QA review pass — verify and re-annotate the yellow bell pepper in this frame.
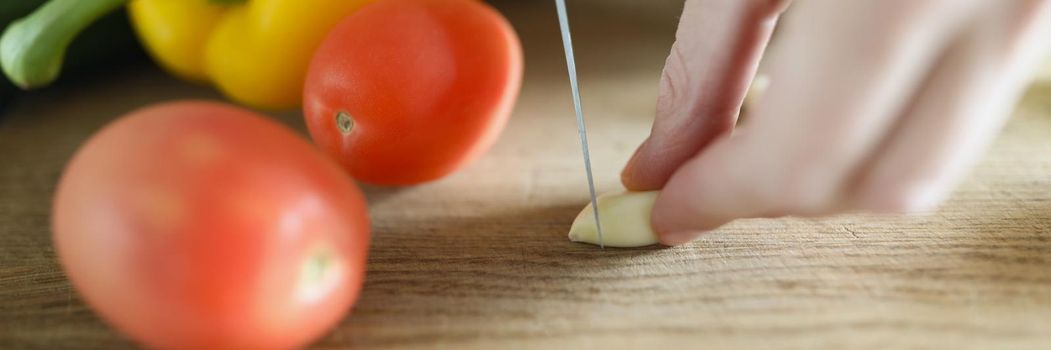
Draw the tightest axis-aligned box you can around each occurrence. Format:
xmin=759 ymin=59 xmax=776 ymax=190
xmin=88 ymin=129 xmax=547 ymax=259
xmin=128 ymin=0 xmax=370 ymax=109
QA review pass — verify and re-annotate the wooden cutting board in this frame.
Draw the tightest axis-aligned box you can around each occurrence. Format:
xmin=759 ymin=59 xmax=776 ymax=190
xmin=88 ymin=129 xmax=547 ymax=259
xmin=3 ymin=1 xmax=1051 ymax=349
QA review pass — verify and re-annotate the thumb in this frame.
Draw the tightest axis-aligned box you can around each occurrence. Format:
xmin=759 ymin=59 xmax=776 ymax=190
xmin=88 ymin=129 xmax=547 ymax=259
xmin=622 ymin=0 xmax=789 ymax=191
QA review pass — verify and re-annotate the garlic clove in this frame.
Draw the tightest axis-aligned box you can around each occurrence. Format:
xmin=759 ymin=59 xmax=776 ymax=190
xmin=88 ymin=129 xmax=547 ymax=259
xmin=567 ymin=190 xmax=661 ymax=248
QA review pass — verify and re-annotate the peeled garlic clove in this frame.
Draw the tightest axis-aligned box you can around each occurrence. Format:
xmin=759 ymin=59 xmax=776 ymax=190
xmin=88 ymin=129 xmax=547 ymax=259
xmin=743 ymin=74 xmax=769 ymax=111
xmin=1039 ymin=58 xmax=1051 ymax=82
xmin=568 ymin=190 xmax=660 ymax=248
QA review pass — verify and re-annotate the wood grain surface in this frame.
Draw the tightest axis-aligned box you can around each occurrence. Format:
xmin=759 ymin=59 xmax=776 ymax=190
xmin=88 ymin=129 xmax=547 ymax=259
xmin=3 ymin=1 xmax=1051 ymax=349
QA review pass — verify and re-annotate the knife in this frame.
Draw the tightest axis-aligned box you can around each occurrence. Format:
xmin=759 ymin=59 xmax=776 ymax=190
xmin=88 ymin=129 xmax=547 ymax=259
xmin=554 ymin=0 xmax=605 ymax=248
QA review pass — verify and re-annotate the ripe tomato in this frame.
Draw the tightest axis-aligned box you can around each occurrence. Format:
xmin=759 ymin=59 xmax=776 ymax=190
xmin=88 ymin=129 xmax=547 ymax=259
xmin=303 ymin=0 xmax=523 ymax=185
xmin=52 ymin=101 xmax=370 ymax=350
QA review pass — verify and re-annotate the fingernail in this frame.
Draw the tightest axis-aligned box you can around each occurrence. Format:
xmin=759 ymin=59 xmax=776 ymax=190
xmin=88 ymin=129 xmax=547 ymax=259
xmin=621 ymin=138 xmax=649 ymax=186
xmin=659 ymin=230 xmax=701 ymax=246
xmin=903 ymin=185 xmax=944 ymax=214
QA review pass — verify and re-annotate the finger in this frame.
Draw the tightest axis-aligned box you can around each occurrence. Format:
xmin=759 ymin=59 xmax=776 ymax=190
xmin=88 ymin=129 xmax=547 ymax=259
xmin=621 ymin=0 xmax=789 ymax=191
xmin=651 ymin=0 xmax=978 ymax=245
xmin=851 ymin=0 xmax=1051 ymax=212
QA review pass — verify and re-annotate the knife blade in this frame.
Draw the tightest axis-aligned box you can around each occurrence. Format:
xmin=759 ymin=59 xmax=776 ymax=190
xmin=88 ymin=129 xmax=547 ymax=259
xmin=554 ymin=0 xmax=605 ymax=248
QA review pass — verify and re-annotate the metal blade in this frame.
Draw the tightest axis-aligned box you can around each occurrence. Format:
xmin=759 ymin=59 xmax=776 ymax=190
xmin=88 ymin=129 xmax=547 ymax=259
xmin=554 ymin=0 xmax=605 ymax=248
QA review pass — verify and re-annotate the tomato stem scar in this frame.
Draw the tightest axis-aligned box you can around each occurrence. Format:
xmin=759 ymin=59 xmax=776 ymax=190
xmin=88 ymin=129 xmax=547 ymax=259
xmin=335 ymin=111 xmax=354 ymax=135
xmin=303 ymin=252 xmax=330 ymax=284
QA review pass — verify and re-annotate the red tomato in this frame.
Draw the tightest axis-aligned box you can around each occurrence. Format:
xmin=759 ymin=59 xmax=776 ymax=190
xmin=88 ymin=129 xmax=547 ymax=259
xmin=52 ymin=101 xmax=370 ymax=350
xmin=303 ymin=0 xmax=523 ymax=185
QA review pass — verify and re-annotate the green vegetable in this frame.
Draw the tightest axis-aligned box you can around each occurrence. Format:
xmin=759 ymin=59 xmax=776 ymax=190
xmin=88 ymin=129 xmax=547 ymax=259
xmin=0 ymin=0 xmax=45 ymax=107
xmin=0 ymin=0 xmax=141 ymax=110
xmin=1 ymin=0 xmax=127 ymax=89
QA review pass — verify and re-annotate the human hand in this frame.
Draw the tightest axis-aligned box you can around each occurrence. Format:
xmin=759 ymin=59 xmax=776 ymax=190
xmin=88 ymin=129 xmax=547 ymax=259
xmin=621 ymin=0 xmax=1051 ymax=245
